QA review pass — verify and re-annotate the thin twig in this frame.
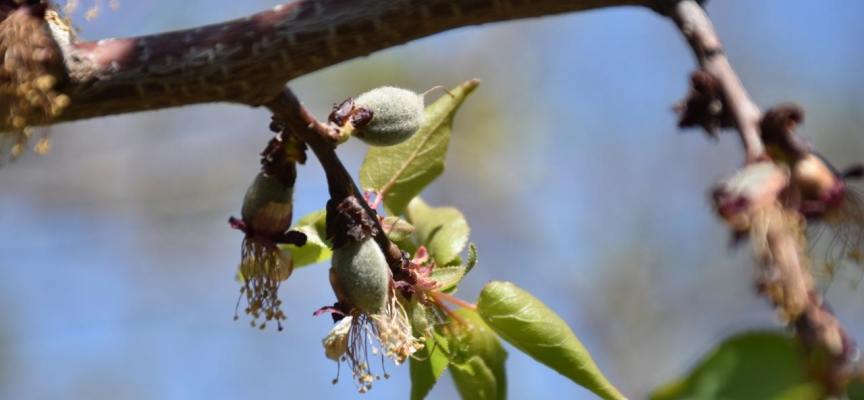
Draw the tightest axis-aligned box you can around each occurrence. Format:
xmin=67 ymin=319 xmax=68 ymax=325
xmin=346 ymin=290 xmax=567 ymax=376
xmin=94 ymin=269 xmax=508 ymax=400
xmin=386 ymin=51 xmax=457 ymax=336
xmin=669 ymin=0 xmax=765 ymax=163
xmin=264 ymin=88 xmax=404 ymax=269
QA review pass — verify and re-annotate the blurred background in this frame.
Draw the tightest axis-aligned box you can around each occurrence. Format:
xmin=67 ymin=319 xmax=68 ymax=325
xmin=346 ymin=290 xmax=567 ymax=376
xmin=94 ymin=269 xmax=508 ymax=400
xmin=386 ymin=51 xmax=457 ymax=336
xmin=2 ymin=1 xmax=864 ymax=399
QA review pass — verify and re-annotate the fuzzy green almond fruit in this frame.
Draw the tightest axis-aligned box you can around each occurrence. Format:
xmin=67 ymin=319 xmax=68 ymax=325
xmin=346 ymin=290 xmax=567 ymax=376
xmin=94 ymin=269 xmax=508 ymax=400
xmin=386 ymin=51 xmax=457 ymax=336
xmin=331 ymin=238 xmax=391 ymax=314
xmin=353 ymin=86 xmax=425 ymax=147
xmin=240 ymin=172 xmax=294 ymax=236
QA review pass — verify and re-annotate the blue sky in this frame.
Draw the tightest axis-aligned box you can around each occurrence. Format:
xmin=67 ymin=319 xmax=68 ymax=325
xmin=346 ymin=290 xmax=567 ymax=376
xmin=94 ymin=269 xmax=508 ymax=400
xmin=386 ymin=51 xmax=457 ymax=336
xmin=1 ymin=1 xmax=863 ymax=399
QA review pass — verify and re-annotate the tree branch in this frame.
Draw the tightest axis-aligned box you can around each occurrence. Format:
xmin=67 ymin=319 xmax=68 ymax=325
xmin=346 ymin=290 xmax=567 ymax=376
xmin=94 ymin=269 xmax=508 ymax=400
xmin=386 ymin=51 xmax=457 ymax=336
xmin=264 ymin=88 xmax=404 ymax=269
xmin=669 ymin=0 xmax=765 ymax=163
xmin=676 ymin=0 xmax=858 ymax=391
xmin=0 ymin=0 xmax=659 ymax=132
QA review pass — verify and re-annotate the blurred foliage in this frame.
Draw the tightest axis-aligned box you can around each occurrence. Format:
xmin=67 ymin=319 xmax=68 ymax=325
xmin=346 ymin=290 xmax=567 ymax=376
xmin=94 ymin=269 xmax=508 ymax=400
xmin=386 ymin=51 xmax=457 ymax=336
xmin=651 ymin=332 xmax=825 ymax=400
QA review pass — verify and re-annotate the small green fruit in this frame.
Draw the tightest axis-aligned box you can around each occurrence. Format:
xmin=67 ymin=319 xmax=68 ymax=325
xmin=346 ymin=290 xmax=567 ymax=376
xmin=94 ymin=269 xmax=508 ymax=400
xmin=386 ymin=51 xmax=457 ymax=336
xmin=352 ymin=86 xmax=425 ymax=147
xmin=241 ymin=172 xmax=294 ymax=236
xmin=331 ymin=238 xmax=391 ymax=314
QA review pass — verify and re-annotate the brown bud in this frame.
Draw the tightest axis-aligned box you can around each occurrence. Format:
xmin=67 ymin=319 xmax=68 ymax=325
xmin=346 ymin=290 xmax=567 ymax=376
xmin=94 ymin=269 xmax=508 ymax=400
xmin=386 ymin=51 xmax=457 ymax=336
xmin=791 ymin=153 xmax=840 ymax=202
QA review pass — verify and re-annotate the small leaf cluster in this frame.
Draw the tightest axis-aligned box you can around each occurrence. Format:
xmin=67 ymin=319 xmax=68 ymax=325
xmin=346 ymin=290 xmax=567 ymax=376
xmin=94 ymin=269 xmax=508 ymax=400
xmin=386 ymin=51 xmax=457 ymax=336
xmin=265 ymin=80 xmax=624 ymax=399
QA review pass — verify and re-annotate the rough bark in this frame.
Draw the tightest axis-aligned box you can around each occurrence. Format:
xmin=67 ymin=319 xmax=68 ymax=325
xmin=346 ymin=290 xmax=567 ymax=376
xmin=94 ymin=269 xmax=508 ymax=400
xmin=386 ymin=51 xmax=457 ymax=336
xmin=5 ymin=0 xmax=654 ymax=131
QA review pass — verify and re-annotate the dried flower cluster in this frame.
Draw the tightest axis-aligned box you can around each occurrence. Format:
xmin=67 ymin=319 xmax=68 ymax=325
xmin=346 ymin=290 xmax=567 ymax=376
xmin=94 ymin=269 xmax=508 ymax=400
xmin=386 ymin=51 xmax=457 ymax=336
xmin=0 ymin=2 xmax=68 ymax=161
xmin=322 ymin=293 xmax=423 ymax=392
xmin=709 ymin=104 xmax=862 ymax=388
xmin=229 ymin=127 xmax=308 ymax=331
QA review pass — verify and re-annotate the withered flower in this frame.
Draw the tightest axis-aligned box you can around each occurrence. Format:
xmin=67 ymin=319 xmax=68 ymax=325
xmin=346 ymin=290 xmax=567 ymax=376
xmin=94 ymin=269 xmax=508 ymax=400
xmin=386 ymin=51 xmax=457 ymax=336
xmin=320 ymin=197 xmax=424 ymax=392
xmin=229 ymin=171 xmax=305 ymax=331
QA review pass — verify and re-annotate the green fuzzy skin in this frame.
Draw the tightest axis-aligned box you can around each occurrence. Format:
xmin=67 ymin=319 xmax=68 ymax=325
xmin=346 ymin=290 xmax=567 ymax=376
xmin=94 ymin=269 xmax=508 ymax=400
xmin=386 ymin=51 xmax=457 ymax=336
xmin=353 ymin=86 xmax=425 ymax=147
xmin=240 ymin=172 xmax=294 ymax=234
xmin=331 ymin=238 xmax=391 ymax=314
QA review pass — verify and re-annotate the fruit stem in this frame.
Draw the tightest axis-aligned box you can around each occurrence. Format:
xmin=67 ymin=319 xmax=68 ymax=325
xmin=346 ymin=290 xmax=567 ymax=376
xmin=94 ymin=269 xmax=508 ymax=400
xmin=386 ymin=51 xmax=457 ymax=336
xmin=431 ymin=291 xmax=477 ymax=311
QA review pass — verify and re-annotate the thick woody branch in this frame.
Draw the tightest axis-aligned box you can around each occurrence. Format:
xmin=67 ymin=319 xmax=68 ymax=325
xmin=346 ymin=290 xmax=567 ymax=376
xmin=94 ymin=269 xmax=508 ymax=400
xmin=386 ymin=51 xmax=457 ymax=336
xmin=7 ymin=0 xmax=655 ymax=131
xmin=669 ymin=0 xmax=765 ymax=163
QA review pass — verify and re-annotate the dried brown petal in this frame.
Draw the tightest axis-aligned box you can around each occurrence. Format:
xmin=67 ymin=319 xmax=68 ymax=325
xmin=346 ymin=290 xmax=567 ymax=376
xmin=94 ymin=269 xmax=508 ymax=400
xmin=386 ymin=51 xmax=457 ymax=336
xmin=675 ymin=70 xmax=734 ymax=137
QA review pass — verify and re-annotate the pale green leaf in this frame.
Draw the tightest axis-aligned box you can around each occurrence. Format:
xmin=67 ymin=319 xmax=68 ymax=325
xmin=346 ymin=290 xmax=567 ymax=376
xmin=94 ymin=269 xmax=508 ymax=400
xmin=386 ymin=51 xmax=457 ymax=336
xmin=429 ymin=266 xmax=466 ymax=293
xmin=445 ymin=255 xmax=463 ymax=267
xmin=650 ymin=332 xmax=825 ymax=400
xmin=278 ymin=209 xmax=332 ymax=268
xmin=466 ymin=243 xmax=478 ymax=274
xmin=381 ymin=216 xmax=415 ymax=242
xmin=478 ymin=281 xmax=624 ymax=400
xmin=406 ymin=197 xmax=469 ymax=266
xmin=360 ymin=79 xmax=480 ymax=216
xmin=449 ymin=309 xmax=507 ymax=400
xmin=451 ymin=360 xmax=497 ymax=400
xmin=410 ymin=299 xmax=450 ymax=400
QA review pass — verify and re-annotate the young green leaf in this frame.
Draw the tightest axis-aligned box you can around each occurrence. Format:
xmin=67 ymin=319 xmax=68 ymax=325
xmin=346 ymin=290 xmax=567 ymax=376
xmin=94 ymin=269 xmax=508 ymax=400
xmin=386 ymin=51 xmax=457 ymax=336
xmin=410 ymin=339 xmax=450 ymax=400
xmin=650 ymin=332 xmax=824 ymax=400
xmin=359 ymin=79 xmax=480 ymax=216
xmin=278 ymin=209 xmax=331 ymax=268
xmin=450 ymin=360 xmax=498 ymax=400
xmin=406 ymin=197 xmax=470 ymax=267
xmin=445 ymin=256 xmax=463 ymax=267
xmin=477 ymin=281 xmax=625 ymax=400
xmin=448 ymin=308 xmax=508 ymax=400
xmin=410 ymin=318 xmax=450 ymax=400
xmin=429 ymin=266 xmax=467 ymax=293
xmin=466 ymin=243 xmax=478 ymax=274
xmin=381 ymin=216 xmax=415 ymax=242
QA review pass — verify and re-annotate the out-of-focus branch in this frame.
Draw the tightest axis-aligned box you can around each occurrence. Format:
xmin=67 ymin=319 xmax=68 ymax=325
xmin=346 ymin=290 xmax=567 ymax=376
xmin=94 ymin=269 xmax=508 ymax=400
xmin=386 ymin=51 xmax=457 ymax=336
xmin=3 ymin=0 xmax=659 ymax=131
xmin=669 ymin=0 xmax=765 ymax=163
xmin=681 ymin=0 xmax=859 ymax=391
xmin=758 ymin=206 xmax=855 ymax=393
xmin=713 ymin=162 xmax=857 ymax=393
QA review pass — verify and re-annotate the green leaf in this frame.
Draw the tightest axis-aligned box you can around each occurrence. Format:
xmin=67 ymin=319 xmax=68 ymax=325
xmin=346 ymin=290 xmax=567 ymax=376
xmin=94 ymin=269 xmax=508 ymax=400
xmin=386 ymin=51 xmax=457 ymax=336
xmin=411 ymin=342 xmax=449 ymax=400
xmin=847 ymin=379 xmax=864 ymax=400
xmin=450 ymin=359 xmax=497 ymax=400
xmin=650 ymin=332 xmax=825 ymax=400
xmin=448 ymin=308 xmax=508 ymax=400
xmin=477 ymin=281 xmax=624 ymax=400
xmin=466 ymin=243 xmax=478 ymax=274
xmin=410 ymin=299 xmax=450 ymax=400
xmin=381 ymin=216 xmax=415 ymax=242
xmin=429 ymin=266 xmax=466 ymax=293
xmin=406 ymin=197 xmax=470 ymax=266
xmin=278 ymin=209 xmax=332 ymax=268
xmin=360 ymin=79 xmax=480 ymax=216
